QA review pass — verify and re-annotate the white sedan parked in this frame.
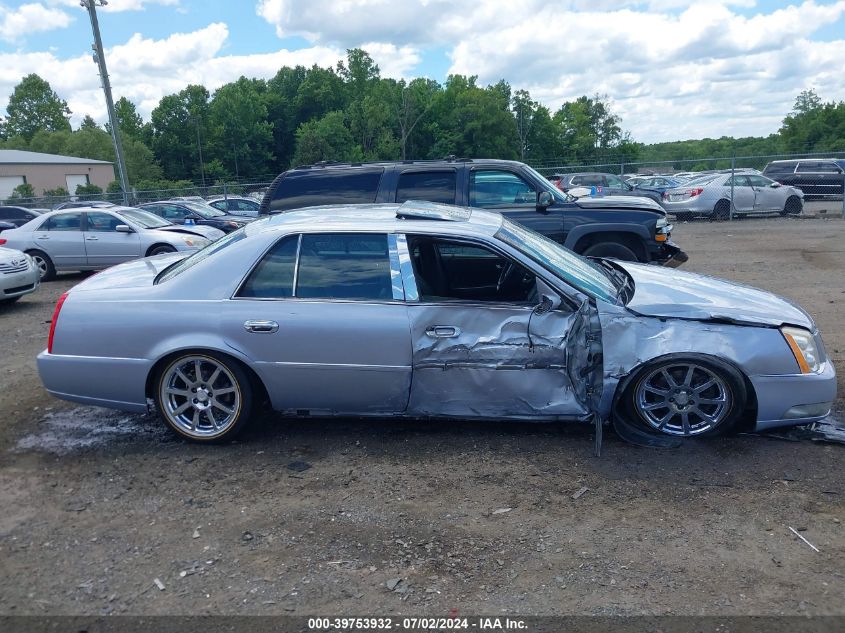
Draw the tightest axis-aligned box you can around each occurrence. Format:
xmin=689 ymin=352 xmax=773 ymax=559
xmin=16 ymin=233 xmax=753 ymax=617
xmin=0 ymin=246 xmax=39 ymax=303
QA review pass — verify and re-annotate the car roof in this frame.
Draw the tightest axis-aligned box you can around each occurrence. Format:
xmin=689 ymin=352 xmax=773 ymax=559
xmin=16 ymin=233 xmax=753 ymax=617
xmin=287 ymin=158 xmax=525 ymax=172
xmin=244 ymin=202 xmax=504 ymax=239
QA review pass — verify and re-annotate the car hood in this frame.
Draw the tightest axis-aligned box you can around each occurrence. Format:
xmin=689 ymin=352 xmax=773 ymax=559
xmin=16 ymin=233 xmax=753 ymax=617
xmin=573 ymin=195 xmax=666 ymax=214
xmin=71 ymin=252 xmax=187 ymax=291
xmin=616 ymin=261 xmax=814 ymax=329
xmin=0 ymin=246 xmax=27 ymax=263
xmin=156 ymin=224 xmax=223 ymax=240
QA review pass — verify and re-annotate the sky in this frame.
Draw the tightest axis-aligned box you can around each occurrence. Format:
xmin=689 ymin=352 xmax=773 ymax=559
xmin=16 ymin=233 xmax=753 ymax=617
xmin=0 ymin=0 xmax=844 ymax=144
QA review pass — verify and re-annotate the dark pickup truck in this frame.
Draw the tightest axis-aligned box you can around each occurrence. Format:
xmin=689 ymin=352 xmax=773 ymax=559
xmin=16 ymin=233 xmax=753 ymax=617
xmin=260 ymin=158 xmax=687 ymax=266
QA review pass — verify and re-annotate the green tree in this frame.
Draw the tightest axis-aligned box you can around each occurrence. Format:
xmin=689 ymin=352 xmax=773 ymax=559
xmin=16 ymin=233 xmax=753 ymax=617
xmin=113 ymin=97 xmax=144 ymax=140
xmin=4 ymin=74 xmax=71 ymax=140
xmin=395 ymin=78 xmax=438 ymax=159
xmin=10 ymin=183 xmax=35 ymax=198
xmin=150 ymin=85 xmax=211 ymax=180
xmin=291 ymin=111 xmax=358 ymax=165
xmin=208 ymin=77 xmax=275 ymax=178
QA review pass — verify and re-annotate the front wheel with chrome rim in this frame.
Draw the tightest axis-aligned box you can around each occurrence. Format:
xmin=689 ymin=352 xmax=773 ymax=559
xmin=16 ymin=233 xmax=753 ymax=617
xmin=155 ymin=352 xmax=254 ymax=442
xmin=624 ymin=355 xmax=747 ymax=437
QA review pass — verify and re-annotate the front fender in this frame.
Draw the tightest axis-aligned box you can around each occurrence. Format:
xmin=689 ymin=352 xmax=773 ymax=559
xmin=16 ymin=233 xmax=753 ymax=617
xmin=564 ymin=223 xmax=651 ymax=251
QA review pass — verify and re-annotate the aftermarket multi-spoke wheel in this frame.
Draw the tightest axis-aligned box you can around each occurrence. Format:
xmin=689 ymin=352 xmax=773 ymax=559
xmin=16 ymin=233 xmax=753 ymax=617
xmin=625 ymin=356 xmax=746 ymax=437
xmin=156 ymin=352 xmax=253 ymax=442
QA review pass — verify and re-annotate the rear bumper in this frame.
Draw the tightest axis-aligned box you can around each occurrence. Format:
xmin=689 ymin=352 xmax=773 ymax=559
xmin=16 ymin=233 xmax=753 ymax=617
xmin=37 ymin=351 xmax=151 ymax=413
xmin=750 ymin=360 xmax=837 ymax=431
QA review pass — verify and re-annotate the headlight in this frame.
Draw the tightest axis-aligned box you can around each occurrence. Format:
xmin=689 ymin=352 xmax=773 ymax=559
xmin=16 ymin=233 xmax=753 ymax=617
xmin=655 ymin=216 xmax=672 ymax=240
xmin=181 ymin=237 xmax=209 ymax=248
xmin=781 ymin=326 xmax=821 ymax=373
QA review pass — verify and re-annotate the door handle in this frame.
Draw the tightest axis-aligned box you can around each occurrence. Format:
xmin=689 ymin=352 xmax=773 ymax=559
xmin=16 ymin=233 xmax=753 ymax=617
xmin=425 ymin=325 xmax=461 ymax=338
xmin=244 ymin=320 xmax=279 ymax=333
xmin=36 ymin=235 xmax=49 ymax=240
xmin=85 ymin=236 xmax=99 ymax=241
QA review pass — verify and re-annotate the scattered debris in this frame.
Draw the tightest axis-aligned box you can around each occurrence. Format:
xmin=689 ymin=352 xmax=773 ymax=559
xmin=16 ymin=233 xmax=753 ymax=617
xmin=491 ymin=507 xmax=512 ymax=515
xmin=572 ymin=486 xmax=589 ymax=500
xmin=755 ymin=417 xmax=845 ymax=445
xmin=153 ymin=578 xmax=165 ymax=591
xmin=386 ymin=577 xmax=403 ymax=591
xmin=192 ymin=528 xmax=200 ymax=539
xmin=287 ymin=461 xmax=312 ymax=472
xmin=788 ymin=526 xmax=820 ymax=552
xmin=242 ymin=531 xmax=254 ymax=542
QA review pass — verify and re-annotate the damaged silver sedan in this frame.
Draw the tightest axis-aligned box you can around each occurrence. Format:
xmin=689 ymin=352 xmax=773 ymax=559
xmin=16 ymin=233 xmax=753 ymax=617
xmin=37 ymin=202 xmax=836 ymax=443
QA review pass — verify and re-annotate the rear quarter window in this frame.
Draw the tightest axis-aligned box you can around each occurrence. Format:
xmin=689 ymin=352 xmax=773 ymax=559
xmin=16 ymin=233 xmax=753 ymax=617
xmin=268 ymin=169 xmax=383 ymax=212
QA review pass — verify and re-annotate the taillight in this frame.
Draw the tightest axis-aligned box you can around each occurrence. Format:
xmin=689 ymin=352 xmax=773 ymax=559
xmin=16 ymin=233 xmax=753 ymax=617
xmin=0 ymin=239 xmax=6 ymax=245
xmin=687 ymin=188 xmax=704 ymax=197
xmin=47 ymin=292 xmax=69 ymax=354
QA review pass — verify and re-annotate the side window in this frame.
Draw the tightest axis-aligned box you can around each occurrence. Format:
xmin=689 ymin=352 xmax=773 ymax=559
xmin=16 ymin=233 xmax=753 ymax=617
xmin=237 ymin=200 xmax=258 ymax=211
xmin=208 ymin=200 xmax=226 ymax=211
xmin=408 ymin=235 xmax=537 ymax=304
xmin=725 ymin=175 xmax=750 ymax=187
xmin=819 ymin=162 xmax=842 ymax=174
xmin=747 ymin=175 xmax=772 ymax=187
xmin=469 ymin=170 xmax=537 ymax=207
xmin=0 ymin=208 xmax=12 ymax=220
xmin=579 ymin=174 xmax=603 ymax=187
xmin=569 ymin=176 xmax=582 ymax=186
xmin=269 ymin=170 xmax=383 ymax=212
xmin=238 ymin=235 xmax=299 ymax=298
xmin=43 ymin=212 xmax=82 ymax=231
xmin=296 ymin=233 xmax=392 ymax=300
xmin=796 ymin=162 xmax=820 ymax=173
xmin=396 ymin=171 xmax=457 ymax=205
xmin=604 ymin=175 xmax=626 ymax=188
xmin=85 ymin=212 xmax=122 ymax=232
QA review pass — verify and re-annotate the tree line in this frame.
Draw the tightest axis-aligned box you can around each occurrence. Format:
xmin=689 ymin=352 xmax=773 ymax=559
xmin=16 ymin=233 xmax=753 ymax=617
xmin=0 ymin=47 xmax=843 ymax=196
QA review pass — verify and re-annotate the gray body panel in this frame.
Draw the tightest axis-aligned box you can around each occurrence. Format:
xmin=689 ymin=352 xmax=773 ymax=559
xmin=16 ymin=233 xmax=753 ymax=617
xmin=0 ymin=247 xmax=40 ymax=299
xmin=37 ymin=203 xmax=835 ymax=432
xmin=662 ymin=173 xmax=804 ymax=217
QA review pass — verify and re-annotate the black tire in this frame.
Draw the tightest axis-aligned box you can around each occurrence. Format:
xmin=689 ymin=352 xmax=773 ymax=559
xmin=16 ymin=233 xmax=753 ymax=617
xmin=713 ymin=200 xmax=731 ymax=221
xmin=154 ymin=351 xmax=254 ymax=443
xmin=618 ymin=354 xmax=747 ymax=438
xmin=147 ymin=244 xmax=177 ymax=256
xmin=582 ymin=242 xmax=639 ymax=262
xmin=26 ymin=250 xmax=56 ymax=281
xmin=782 ymin=196 xmax=802 ymax=216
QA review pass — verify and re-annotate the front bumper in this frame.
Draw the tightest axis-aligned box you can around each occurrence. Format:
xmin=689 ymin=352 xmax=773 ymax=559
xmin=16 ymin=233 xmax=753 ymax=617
xmin=1 ymin=265 xmax=40 ymax=299
xmin=650 ymin=239 xmax=689 ymax=268
xmin=750 ymin=360 xmax=837 ymax=431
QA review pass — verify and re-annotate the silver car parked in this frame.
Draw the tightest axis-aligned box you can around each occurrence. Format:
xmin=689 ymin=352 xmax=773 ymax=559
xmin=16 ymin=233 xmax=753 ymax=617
xmin=662 ymin=172 xmax=804 ymax=220
xmin=0 ymin=206 xmax=223 ymax=280
xmin=37 ymin=202 xmax=835 ymax=444
xmin=0 ymin=246 xmax=40 ymax=303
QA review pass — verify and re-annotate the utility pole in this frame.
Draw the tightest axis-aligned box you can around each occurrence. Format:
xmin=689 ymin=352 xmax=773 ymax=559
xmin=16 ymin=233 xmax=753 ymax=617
xmin=82 ymin=0 xmax=130 ymax=205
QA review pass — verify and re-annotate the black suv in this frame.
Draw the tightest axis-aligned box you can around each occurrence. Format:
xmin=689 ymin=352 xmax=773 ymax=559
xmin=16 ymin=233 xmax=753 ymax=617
xmin=260 ymin=159 xmax=687 ymax=266
xmin=762 ymin=159 xmax=845 ymax=199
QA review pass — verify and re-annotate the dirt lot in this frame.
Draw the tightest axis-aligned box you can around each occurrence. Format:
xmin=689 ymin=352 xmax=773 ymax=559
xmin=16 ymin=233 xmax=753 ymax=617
xmin=0 ymin=217 xmax=842 ymax=617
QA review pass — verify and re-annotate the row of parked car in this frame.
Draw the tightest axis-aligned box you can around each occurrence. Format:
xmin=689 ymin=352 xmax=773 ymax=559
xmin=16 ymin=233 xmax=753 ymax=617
xmin=548 ymin=157 xmax=845 ymax=220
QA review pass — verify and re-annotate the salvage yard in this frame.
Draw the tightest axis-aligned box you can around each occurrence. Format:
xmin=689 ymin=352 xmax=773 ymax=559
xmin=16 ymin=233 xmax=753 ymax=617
xmin=0 ymin=217 xmax=843 ymax=616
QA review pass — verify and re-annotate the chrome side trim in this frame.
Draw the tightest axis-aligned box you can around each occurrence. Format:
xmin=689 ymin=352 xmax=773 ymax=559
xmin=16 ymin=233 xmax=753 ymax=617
xmin=387 ymin=233 xmax=405 ymax=301
xmin=395 ymin=233 xmax=418 ymax=301
xmin=291 ymin=233 xmax=302 ymax=297
xmin=262 ymin=361 xmax=410 ymax=370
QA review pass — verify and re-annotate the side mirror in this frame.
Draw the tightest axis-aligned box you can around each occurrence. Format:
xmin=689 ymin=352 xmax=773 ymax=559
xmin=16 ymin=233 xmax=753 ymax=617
xmin=115 ymin=224 xmax=133 ymax=233
xmin=534 ymin=278 xmax=562 ymax=314
xmin=537 ymin=190 xmax=553 ymax=209
xmin=770 ymin=182 xmax=781 ymax=188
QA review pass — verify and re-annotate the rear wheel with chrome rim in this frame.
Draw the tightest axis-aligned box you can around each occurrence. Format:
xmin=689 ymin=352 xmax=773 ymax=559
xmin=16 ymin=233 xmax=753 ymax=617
xmin=623 ymin=355 xmax=746 ymax=437
xmin=155 ymin=352 xmax=253 ymax=442
xmin=26 ymin=249 xmax=56 ymax=281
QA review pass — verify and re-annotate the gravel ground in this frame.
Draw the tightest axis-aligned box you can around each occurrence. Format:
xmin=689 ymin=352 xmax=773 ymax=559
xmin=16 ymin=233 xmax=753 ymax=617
xmin=0 ymin=217 xmax=842 ymax=616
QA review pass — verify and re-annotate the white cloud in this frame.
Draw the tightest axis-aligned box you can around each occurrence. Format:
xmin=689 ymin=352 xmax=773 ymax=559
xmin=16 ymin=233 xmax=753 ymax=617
xmin=0 ymin=2 xmax=73 ymax=43
xmin=0 ymin=22 xmax=346 ymax=126
xmin=100 ymin=0 xmax=180 ymax=13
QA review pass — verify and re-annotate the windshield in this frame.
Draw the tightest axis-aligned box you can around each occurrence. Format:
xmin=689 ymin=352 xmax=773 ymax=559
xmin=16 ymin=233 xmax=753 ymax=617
xmin=115 ymin=208 xmax=172 ymax=229
xmin=495 ymin=218 xmax=618 ymax=303
xmin=180 ymin=201 xmax=226 ymax=218
xmin=156 ymin=227 xmax=247 ymax=284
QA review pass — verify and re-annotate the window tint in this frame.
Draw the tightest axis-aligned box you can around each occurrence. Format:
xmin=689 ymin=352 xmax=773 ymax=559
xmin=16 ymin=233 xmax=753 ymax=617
xmin=296 ymin=233 xmax=392 ymax=300
xmin=396 ymin=171 xmax=456 ymax=204
xmin=238 ymin=235 xmax=299 ymax=298
xmin=236 ymin=199 xmax=259 ymax=210
xmin=747 ymin=175 xmax=773 ymax=187
xmin=269 ymin=170 xmax=382 ymax=212
xmin=85 ymin=212 xmax=123 ymax=232
xmin=764 ymin=162 xmax=796 ymax=174
xmin=576 ymin=174 xmax=603 ymax=187
xmin=161 ymin=205 xmax=189 ymax=220
xmin=796 ymin=162 xmax=821 ymax=173
xmin=818 ymin=162 xmax=843 ymax=173
xmin=469 ymin=170 xmax=537 ymax=207
xmin=604 ymin=175 xmax=626 ymax=188
xmin=43 ymin=212 xmax=82 ymax=231
xmin=408 ymin=236 xmax=537 ymax=304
